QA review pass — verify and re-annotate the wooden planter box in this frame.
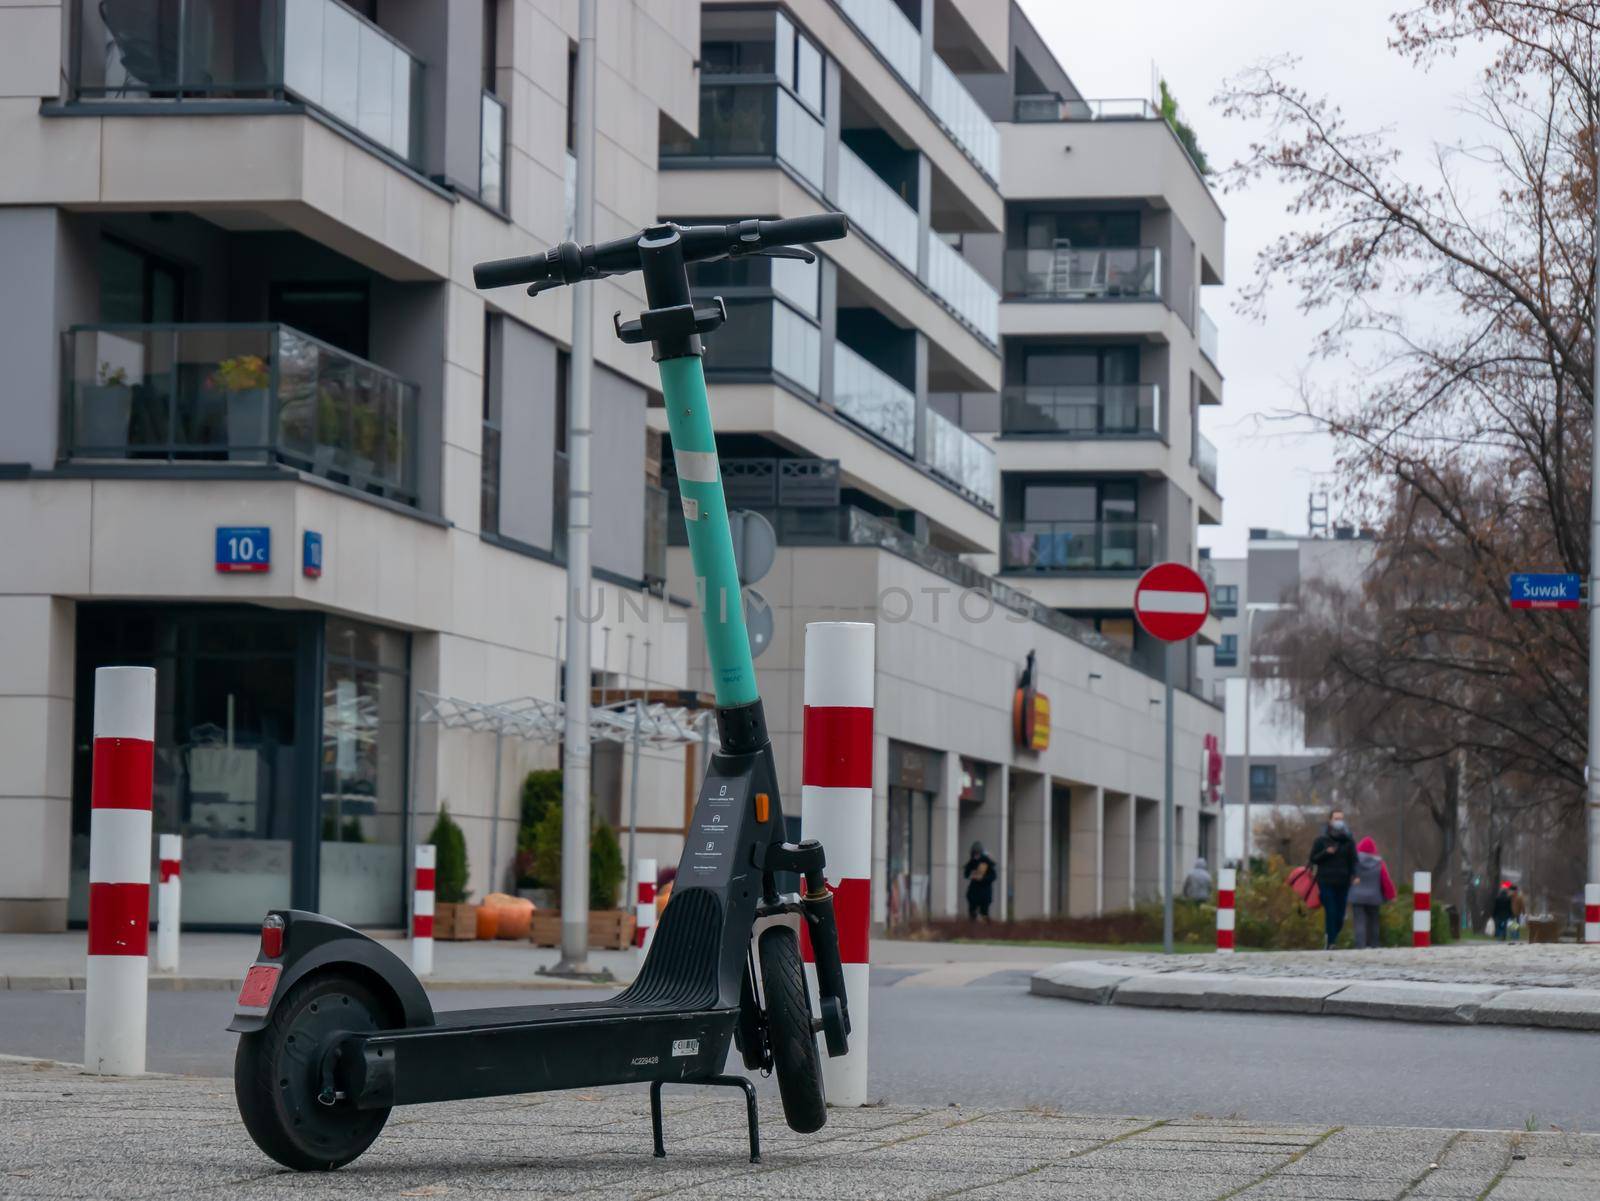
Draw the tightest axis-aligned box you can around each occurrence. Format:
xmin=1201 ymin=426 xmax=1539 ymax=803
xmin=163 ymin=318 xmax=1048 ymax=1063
xmin=529 ymin=910 xmax=636 ymax=950
xmin=432 ymin=902 xmax=479 ymax=941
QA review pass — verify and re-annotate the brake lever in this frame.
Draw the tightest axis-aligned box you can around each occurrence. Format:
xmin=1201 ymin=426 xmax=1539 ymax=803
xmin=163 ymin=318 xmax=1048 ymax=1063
xmin=758 ymin=247 xmax=817 ymax=262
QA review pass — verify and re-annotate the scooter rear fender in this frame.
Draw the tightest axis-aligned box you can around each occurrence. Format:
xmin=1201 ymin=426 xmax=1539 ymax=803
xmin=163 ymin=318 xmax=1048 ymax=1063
xmin=227 ymin=909 xmax=435 ymax=1035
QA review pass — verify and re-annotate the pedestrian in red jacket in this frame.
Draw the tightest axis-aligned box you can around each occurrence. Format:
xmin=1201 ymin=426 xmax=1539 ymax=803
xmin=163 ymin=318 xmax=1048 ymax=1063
xmin=1349 ymin=835 xmax=1398 ymax=949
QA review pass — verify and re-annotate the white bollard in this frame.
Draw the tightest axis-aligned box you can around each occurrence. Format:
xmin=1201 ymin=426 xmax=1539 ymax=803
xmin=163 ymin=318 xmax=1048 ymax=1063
xmin=634 ymin=857 xmax=657 ymax=951
xmin=800 ymin=621 xmax=874 ymax=1108
xmin=1216 ymin=867 xmax=1236 ymax=954
xmin=85 ymin=666 xmax=157 ymax=1076
xmin=1413 ymin=870 xmax=1432 ymax=948
xmin=413 ymin=844 xmax=435 ymax=977
xmin=155 ymin=834 xmax=181 ymax=974
xmin=1586 ymin=883 xmax=1600 ymax=945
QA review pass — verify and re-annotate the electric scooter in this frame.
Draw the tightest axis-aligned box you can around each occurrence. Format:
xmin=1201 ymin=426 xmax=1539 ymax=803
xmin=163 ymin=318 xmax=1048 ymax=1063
xmin=228 ymin=213 xmax=857 ymax=1172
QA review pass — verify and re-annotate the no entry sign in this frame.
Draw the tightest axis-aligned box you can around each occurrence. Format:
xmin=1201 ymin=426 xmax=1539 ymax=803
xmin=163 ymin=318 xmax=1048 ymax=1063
xmin=1134 ymin=562 xmax=1211 ymax=642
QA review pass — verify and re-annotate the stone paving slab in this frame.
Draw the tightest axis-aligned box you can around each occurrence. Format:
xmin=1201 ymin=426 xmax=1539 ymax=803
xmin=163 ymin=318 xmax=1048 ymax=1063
xmin=7 ymin=1060 xmax=1600 ymax=1199
xmin=1320 ymin=980 xmax=1502 ymax=1024
xmin=1476 ymin=986 xmax=1600 ymax=1030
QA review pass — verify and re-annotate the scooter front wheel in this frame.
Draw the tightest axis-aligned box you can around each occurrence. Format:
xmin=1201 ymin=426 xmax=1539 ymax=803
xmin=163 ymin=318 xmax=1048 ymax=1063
xmin=235 ymin=973 xmax=394 ymax=1170
xmin=758 ymin=925 xmax=827 ymax=1133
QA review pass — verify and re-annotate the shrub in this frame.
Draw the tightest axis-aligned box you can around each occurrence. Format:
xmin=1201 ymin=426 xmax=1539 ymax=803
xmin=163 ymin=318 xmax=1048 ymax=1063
xmin=515 ymin=770 xmax=563 ymax=887
xmin=428 ymin=805 xmax=470 ymax=904
xmin=531 ymin=804 xmax=627 ymax=910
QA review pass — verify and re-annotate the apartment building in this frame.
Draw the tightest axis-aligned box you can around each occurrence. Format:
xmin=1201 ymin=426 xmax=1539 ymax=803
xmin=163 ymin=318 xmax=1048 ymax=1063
xmin=1198 ymin=527 xmax=1376 ymax=860
xmin=659 ymin=0 xmax=1225 ymax=923
xmin=0 ymin=0 xmax=700 ymax=932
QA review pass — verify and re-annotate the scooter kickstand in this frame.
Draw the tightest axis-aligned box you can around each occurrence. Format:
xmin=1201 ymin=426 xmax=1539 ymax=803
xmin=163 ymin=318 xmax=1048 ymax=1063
xmin=648 ymin=1076 xmax=762 ymax=1164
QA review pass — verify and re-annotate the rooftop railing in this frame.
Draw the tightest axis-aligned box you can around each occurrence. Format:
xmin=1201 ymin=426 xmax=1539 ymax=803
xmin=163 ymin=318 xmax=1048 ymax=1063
xmin=1013 ymin=95 xmax=1159 ymax=122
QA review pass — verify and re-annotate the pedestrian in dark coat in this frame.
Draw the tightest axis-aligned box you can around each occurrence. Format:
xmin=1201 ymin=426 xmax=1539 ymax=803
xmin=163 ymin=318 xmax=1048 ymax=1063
xmin=1308 ymin=809 xmax=1360 ymax=949
xmin=963 ymin=841 xmax=997 ymax=920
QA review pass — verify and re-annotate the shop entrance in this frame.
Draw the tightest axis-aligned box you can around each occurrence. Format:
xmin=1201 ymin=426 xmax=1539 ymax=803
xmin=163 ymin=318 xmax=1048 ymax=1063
xmin=886 ymin=785 xmax=933 ymax=931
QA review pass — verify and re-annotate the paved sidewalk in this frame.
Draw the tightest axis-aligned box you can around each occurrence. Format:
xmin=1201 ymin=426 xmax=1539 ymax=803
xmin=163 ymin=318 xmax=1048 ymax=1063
xmin=6 ymin=1058 xmax=1600 ymax=1200
xmin=1033 ymin=945 xmax=1600 ymax=1031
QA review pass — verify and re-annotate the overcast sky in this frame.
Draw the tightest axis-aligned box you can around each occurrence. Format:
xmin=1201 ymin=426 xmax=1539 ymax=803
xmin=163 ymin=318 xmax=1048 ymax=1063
xmin=1016 ymin=0 xmax=1488 ymax=558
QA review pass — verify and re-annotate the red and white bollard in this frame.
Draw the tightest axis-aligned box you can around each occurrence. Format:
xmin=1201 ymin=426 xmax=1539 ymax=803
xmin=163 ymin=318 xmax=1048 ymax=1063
xmin=1413 ymin=870 xmax=1432 ymax=948
xmin=412 ymin=844 xmax=435 ymax=977
xmin=85 ymin=665 xmax=157 ymax=1076
xmin=155 ymin=834 xmax=181 ymax=974
xmin=1216 ymin=867 xmax=1236 ymax=953
xmin=800 ymin=621 xmax=874 ymax=1108
xmin=1585 ymin=884 xmax=1600 ymax=944
xmin=634 ymin=857 xmax=657 ymax=950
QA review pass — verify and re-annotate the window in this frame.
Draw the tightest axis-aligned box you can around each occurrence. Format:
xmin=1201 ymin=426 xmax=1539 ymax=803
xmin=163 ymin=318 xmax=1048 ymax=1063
xmin=1249 ymin=764 xmax=1277 ymax=803
xmin=1214 ymin=633 xmax=1238 ymax=667
xmin=480 ymin=316 xmax=501 ymax=535
xmin=1213 ymin=584 xmax=1238 ymax=617
xmin=100 ymin=237 xmax=184 ymax=324
xmin=1023 ymin=210 xmax=1141 ymax=250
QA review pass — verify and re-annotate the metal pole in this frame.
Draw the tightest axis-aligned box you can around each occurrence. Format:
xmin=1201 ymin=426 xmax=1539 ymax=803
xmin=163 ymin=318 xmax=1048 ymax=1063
xmin=555 ymin=0 xmax=598 ymax=976
xmin=1589 ymin=122 xmax=1600 ymax=908
xmin=624 ymin=640 xmax=651 ymax=915
xmin=1239 ymin=607 xmax=1253 ymax=866
xmin=1163 ymin=642 xmax=1176 ymax=954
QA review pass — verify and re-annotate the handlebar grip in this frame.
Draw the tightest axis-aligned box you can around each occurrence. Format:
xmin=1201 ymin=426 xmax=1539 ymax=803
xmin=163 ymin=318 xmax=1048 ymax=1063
xmin=473 ymin=254 xmax=550 ymax=289
xmin=760 ymin=212 xmax=849 ymax=246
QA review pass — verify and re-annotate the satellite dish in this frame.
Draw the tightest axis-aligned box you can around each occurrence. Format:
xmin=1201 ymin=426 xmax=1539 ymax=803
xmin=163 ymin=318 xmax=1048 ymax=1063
xmin=744 ymin=587 xmax=774 ymax=659
xmin=729 ymin=510 xmax=776 ymax=586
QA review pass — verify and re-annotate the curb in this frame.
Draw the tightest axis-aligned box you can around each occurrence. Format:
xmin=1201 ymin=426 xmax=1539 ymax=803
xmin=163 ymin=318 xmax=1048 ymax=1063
xmin=1029 ymin=960 xmax=1600 ymax=1032
xmin=2 ymin=974 xmax=617 ymax=993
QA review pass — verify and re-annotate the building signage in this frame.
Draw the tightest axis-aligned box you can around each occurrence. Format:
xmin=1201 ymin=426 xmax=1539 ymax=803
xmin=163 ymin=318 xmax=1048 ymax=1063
xmin=303 ymin=530 xmax=323 ymax=579
xmin=1012 ymin=650 xmax=1051 ymax=752
xmin=1509 ymin=572 xmax=1579 ymax=610
xmin=215 ymin=526 xmax=270 ymax=573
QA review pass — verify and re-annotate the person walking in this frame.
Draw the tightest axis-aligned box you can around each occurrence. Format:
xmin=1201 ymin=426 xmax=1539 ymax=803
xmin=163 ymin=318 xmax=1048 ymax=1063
xmin=963 ymin=841 xmax=997 ymax=921
xmin=1182 ymin=856 xmax=1214 ymax=902
xmin=1492 ymin=883 xmax=1514 ymax=940
xmin=1348 ymin=835 xmax=1396 ymax=949
xmin=1308 ymin=809 xmax=1360 ymax=949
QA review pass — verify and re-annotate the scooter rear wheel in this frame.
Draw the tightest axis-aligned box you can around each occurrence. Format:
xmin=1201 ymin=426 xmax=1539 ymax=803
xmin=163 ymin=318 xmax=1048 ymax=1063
xmin=235 ymin=973 xmax=394 ymax=1171
xmin=758 ymin=925 xmax=827 ymax=1133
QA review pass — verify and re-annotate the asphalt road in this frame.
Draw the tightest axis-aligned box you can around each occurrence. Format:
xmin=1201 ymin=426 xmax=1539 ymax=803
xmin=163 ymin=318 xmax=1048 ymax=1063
xmin=4 ymin=969 xmax=1596 ymax=1132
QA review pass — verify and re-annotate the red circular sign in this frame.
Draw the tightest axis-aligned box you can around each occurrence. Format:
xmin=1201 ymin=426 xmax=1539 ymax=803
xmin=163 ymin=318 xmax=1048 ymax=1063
xmin=1134 ymin=562 xmax=1211 ymax=642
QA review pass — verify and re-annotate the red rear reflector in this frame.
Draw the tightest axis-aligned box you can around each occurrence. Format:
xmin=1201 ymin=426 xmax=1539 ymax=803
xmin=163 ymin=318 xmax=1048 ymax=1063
xmin=260 ymin=915 xmax=285 ymax=958
xmin=238 ymin=964 xmax=280 ymax=1009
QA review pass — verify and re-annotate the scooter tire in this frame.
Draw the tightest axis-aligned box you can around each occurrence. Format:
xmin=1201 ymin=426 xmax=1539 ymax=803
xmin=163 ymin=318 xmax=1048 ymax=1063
xmin=758 ymin=925 xmax=827 ymax=1133
xmin=235 ymin=972 xmax=394 ymax=1170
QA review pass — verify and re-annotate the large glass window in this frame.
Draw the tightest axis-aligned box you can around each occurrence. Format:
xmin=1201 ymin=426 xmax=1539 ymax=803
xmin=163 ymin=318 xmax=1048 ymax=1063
xmin=319 ymin=618 xmax=410 ymax=928
xmin=1249 ymin=764 xmax=1277 ymax=803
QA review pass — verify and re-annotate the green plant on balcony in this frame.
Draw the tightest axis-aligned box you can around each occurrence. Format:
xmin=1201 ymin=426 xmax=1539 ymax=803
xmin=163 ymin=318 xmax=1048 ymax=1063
xmin=1159 ymin=79 xmax=1210 ymax=176
xmin=210 ymin=354 xmax=269 ymax=392
xmin=209 ymin=354 xmax=272 ymax=460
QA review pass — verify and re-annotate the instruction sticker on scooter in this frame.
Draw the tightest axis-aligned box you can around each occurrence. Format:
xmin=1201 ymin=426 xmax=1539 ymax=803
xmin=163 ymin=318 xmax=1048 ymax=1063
xmin=681 ymin=495 xmax=700 ymax=522
xmin=686 ymin=775 xmax=745 ymax=886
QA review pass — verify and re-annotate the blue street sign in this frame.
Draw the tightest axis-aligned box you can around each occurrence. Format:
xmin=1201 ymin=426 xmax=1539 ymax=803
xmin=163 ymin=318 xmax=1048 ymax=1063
xmin=303 ymin=530 xmax=323 ymax=579
xmin=1509 ymin=572 xmax=1580 ymax=610
xmin=216 ymin=527 xmax=271 ymax=573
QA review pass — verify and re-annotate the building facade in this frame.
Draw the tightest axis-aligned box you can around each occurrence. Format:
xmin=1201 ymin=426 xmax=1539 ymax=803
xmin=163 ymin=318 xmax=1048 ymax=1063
xmin=1 ymin=0 xmax=1225 ymax=934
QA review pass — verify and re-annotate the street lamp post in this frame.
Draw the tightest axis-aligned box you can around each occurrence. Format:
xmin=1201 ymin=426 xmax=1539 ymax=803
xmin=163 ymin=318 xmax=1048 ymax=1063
xmin=1589 ymin=125 xmax=1600 ymax=909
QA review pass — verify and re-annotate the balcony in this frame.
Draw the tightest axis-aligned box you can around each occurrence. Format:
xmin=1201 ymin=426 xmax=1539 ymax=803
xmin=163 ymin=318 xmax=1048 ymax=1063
xmin=1013 ymin=95 xmax=1158 ymax=123
xmin=72 ymin=0 xmax=422 ymax=165
xmin=927 ymin=55 xmax=1000 ymax=179
xmin=1004 ymin=247 xmax=1162 ymax=302
xmin=704 ymin=299 xmax=822 ymax=395
xmin=660 ymin=80 xmax=825 ymax=194
xmin=926 ymin=233 xmax=999 ymax=345
xmin=480 ymin=91 xmax=506 ymax=211
xmin=64 ymin=323 xmax=419 ymax=505
xmin=1000 ymin=520 xmax=1160 ymax=574
xmin=833 ymin=341 xmax=916 ymax=454
xmin=1199 ymin=306 xmax=1220 ymax=367
xmin=837 ymin=145 xmax=920 ymax=273
xmin=924 ymin=407 xmax=996 ymax=509
xmin=1197 ymin=432 xmax=1219 ymax=491
xmin=1002 ymin=385 xmax=1161 ymax=438
xmin=837 ymin=0 xmax=921 ymax=90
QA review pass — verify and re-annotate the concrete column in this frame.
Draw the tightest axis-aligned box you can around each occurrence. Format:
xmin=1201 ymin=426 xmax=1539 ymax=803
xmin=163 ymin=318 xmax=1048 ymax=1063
xmin=918 ymin=0 xmax=935 ymax=101
xmin=914 ymin=152 xmax=933 ymax=283
xmin=912 ymin=330 xmax=930 ymax=464
xmin=1134 ymin=798 xmax=1160 ymax=904
xmin=1102 ymin=791 xmax=1134 ymax=912
xmin=1068 ymin=784 xmax=1104 ymax=916
xmin=819 ymin=258 xmax=839 ymax=406
xmin=0 ymin=597 xmax=75 ymax=931
xmin=995 ymin=763 xmax=1010 ymax=919
xmin=933 ymin=748 xmax=963 ymax=916
xmin=1009 ymin=771 xmax=1048 ymax=919
xmin=823 ymin=57 xmax=843 ymax=200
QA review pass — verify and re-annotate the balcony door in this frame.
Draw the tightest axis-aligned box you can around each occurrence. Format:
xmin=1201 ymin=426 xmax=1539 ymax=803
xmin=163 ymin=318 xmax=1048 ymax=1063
xmin=269 ymin=281 xmax=370 ymax=358
xmin=1023 ymin=347 xmax=1140 ymax=433
xmin=1018 ymin=479 xmax=1139 ymax=569
xmin=100 ymin=236 xmax=183 ymax=324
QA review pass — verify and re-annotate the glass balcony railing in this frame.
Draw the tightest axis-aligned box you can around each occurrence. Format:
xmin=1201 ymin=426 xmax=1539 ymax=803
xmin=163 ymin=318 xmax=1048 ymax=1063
xmin=1001 ymin=520 xmax=1161 ymax=573
xmin=925 ymin=234 xmax=999 ymax=345
xmin=837 ymin=0 xmax=920 ymax=90
xmin=1199 ymin=307 xmax=1220 ymax=366
xmin=833 ymin=342 xmax=916 ymax=455
xmin=563 ymin=149 xmax=577 ymax=240
xmin=660 ymin=81 xmax=825 ymax=194
xmin=64 ymin=323 xmax=420 ymax=505
xmin=1002 ymin=385 xmax=1162 ymax=437
xmin=72 ymin=0 xmax=423 ymax=165
xmin=1004 ymin=247 xmax=1162 ymax=302
xmin=924 ymin=407 xmax=996 ymax=509
xmin=1197 ymin=432 xmax=1219 ymax=491
xmin=928 ymin=55 xmax=1000 ymax=179
xmin=480 ymin=90 xmax=506 ymax=210
xmin=837 ymin=145 xmax=920 ymax=272
xmin=1012 ymin=95 xmax=1159 ymax=122
xmin=703 ymin=298 xmax=821 ymax=395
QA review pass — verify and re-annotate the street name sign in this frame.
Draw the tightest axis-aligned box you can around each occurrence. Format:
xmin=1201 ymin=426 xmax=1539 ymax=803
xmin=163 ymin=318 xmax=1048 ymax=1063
xmin=1509 ymin=572 xmax=1580 ymax=610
